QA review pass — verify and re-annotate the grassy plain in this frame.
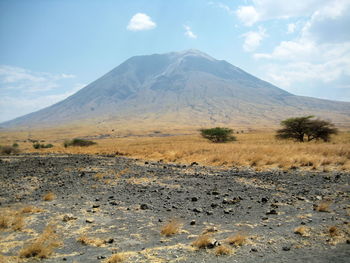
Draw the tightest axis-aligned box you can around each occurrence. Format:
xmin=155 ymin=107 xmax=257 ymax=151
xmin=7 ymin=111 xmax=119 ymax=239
xmin=1 ymin=126 xmax=349 ymax=171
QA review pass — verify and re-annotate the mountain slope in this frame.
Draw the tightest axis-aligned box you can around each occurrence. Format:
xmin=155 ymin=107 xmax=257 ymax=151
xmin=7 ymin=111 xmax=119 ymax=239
xmin=2 ymin=49 xmax=350 ymax=128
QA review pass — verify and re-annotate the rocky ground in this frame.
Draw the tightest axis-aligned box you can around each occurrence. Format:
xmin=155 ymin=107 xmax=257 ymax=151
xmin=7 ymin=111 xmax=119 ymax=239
xmin=0 ymin=154 xmax=349 ymax=263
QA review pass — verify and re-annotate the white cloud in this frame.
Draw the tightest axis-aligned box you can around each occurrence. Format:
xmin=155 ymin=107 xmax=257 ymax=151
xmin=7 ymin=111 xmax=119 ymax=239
xmin=127 ymin=13 xmax=156 ymax=31
xmin=236 ymin=0 xmax=329 ymax=26
xmin=208 ymin=2 xmax=234 ymax=15
xmin=287 ymin=23 xmax=296 ymax=34
xmin=184 ymin=25 xmax=197 ymax=39
xmin=236 ymin=5 xmax=260 ymax=26
xmin=0 ymin=66 xmax=83 ymax=122
xmin=0 ymin=65 xmax=76 ymax=92
xmin=242 ymin=26 xmax=267 ymax=52
xmin=252 ymin=0 xmax=350 ymax=98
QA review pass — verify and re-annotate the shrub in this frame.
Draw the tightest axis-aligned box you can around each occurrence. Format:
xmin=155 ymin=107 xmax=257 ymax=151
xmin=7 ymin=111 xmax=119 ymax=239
xmin=200 ymin=127 xmax=236 ymax=143
xmin=12 ymin=143 xmax=19 ymax=147
xmin=276 ymin=116 xmax=337 ymax=142
xmin=33 ymin=143 xmax=54 ymax=149
xmin=0 ymin=145 xmax=19 ymax=155
xmin=64 ymin=138 xmax=96 ymax=148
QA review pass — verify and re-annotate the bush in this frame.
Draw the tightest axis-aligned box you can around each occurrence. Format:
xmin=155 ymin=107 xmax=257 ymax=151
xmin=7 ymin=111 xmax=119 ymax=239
xmin=0 ymin=145 xmax=20 ymax=155
xmin=12 ymin=143 xmax=19 ymax=148
xmin=64 ymin=138 xmax=96 ymax=148
xmin=33 ymin=143 xmax=54 ymax=149
xmin=200 ymin=127 xmax=236 ymax=143
xmin=276 ymin=116 xmax=338 ymax=142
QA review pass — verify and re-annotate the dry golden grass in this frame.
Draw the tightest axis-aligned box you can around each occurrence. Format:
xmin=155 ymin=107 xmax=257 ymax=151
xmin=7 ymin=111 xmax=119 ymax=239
xmin=294 ymin=226 xmax=310 ymax=237
xmin=105 ymin=253 xmax=126 ymax=263
xmin=2 ymin=127 xmax=350 ymax=171
xmin=192 ymin=234 xmax=213 ymax=249
xmin=225 ymin=233 xmax=247 ymax=246
xmin=21 ymin=205 xmax=43 ymax=214
xmin=214 ymin=245 xmax=232 ymax=256
xmin=77 ymin=235 xmax=105 ymax=247
xmin=160 ymin=219 xmax=182 ymax=236
xmin=0 ymin=209 xmax=25 ymax=231
xmin=19 ymin=225 xmax=61 ymax=259
xmin=314 ymin=201 xmax=331 ymax=212
xmin=43 ymin=192 xmax=56 ymax=201
xmin=329 ymin=226 xmax=339 ymax=237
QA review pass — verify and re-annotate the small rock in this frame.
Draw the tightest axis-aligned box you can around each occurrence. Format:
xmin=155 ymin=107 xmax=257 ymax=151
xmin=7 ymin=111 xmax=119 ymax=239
xmin=190 ymin=220 xmax=196 ymax=225
xmin=92 ymin=204 xmax=100 ymax=208
xmin=251 ymin=248 xmax=258 ymax=252
xmin=62 ymin=214 xmax=77 ymax=222
xmin=109 ymin=201 xmax=118 ymax=206
xmin=212 ymin=191 xmax=220 ymax=195
xmin=224 ymin=208 xmax=233 ymax=214
xmin=190 ymin=162 xmax=198 ymax=166
xmin=86 ymin=218 xmax=95 ymax=223
xmin=206 ymin=211 xmax=213 ymax=215
xmin=211 ymin=203 xmax=218 ymax=208
xmin=193 ymin=208 xmax=202 ymax=213
xmin=261 ymin=197 xmax=268 ymax=203
xmin=97 ymin=256 xmax=106 ymax=259
xmin=191 ymin=197 xmax=198 ymax=202
xmin=140 ymin=204 xmax=149 ymax=210
xmin=266 ymin=209 xmax=277 ymax=215
xmin=282 ymin=246 xmax=291 ymax=251
xmin=106 ymin=238 xmax=114 ymax=244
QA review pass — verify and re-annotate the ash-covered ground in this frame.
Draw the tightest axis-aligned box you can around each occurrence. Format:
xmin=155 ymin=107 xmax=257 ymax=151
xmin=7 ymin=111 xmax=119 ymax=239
xmin=0 ymin=154 xmax=349 ymax=262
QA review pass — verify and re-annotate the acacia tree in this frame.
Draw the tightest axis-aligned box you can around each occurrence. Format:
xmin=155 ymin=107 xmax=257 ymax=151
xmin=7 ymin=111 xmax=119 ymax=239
xmin=200 ymin=127 xmax=236 ymax=143
xmin=276 ymin=116 xmax=337 ymax=142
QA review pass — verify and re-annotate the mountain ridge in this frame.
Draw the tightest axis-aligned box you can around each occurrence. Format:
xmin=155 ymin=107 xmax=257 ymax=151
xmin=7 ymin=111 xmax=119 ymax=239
xmin=2 ymin=49 xmax=350 ymax=128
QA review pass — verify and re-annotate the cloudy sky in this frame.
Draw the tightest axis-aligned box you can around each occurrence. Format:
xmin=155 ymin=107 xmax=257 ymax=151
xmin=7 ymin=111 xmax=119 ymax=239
xmin=1 ymin=0 xmax=349 ymax=122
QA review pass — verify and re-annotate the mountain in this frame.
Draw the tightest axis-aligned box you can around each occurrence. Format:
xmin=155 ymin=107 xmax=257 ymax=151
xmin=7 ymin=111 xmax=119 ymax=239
xmin=2 ymin=49 xmax=350 ymax=128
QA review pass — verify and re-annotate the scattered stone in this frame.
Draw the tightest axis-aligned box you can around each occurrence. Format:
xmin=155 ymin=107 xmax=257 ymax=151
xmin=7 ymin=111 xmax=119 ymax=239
xmin=109 ymin=201 xmax=118 ymax=206
xmin=261 ymin=197 xmax=268 ymax=203
xmin=282 ymin=246 xmax=291 ymax=251
xmin=190 ymin=162 xmax=198 ymax=166
xmin=193 ymin=208 xmax=202 ymax=213
xmin=106 ymin=238 xmax=114 ymax=244
xmin=206 ymin=211 xmax=213 ymax=215
xmin=92 ymin=204 xmax=100 ymax=208
xmin=86 ymin=218 xmax=95 ymax=223
xmin=190 ymin=220 xmax=196 ymax=225
xmin=212 ymin=191 xmax=220 ymax=195
xmin=62 ymin=214 xmax=77 ymax=222
xmin=191 ymin=197 xmax=198 ymax=202
xmin=251 ymin=248 xmax=258 ymax=252
xmin=266 ymin=209 xmax=277 ymax=215
xmin=211 ymin=203 xmax=218 ymax=208
xmin=140 ymin=204 xmax=149 ymax=210
xmin=97 ymin=256 xmax=106 ymax=259
xmin=224 ymin=208 xmax=233 ymax=214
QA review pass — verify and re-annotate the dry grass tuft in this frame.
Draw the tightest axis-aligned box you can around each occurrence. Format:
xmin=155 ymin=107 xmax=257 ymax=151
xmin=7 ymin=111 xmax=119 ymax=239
xmin=329 ymin=226 xmax=339 ymax=237
xmin=160 ymin=219 xmax=182 ymax=237
xmin=225 ymin=233 xmax=247 ymax=246
xmin=105 ymin=253 xmax=125 ymax=263
xmin=0 ymin=209 xmax=25 ymax=231
xmin=192 ymin=234 xmax=213 ymax=249
xmin=214 ymin=245 xmax=232 ymax=256
xmin=19 ymin=225 xmax=61 ymax=259
xmin=294 ymin=226 xmax=310 ymax=237
xmin=77 ymin=235 xmax=105 ymax=247
xmin=43 ymin=192 xmax=56 ymax=201
xmin=314 ymin=201 xmax=331 ymax=212
xmin=21 ymin=205 xmax=43 ymax=214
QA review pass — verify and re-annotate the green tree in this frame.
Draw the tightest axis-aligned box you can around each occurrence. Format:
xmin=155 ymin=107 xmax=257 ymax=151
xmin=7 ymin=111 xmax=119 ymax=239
xmin=276 ymin=116 xmax=337 ymax=142
xmin=200 ymin=127 xmax=236 ymax=143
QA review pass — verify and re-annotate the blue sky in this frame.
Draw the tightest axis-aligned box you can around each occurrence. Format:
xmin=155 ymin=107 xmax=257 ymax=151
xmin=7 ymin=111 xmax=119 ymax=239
xmin=1 ymin=0 xmax=349 ymax=122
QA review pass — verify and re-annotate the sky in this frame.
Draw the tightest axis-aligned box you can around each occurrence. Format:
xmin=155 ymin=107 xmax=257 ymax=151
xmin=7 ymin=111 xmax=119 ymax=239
xmin=0 ymin=0 xmax=349 ymax=122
